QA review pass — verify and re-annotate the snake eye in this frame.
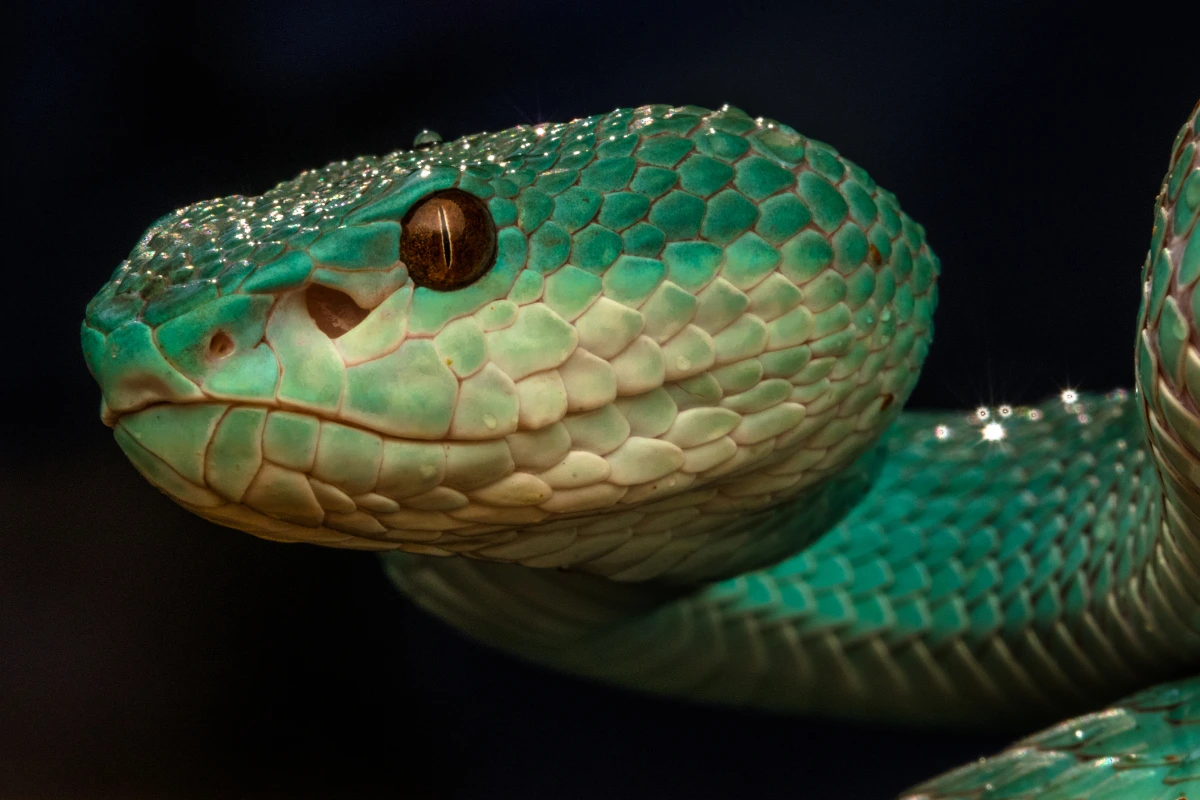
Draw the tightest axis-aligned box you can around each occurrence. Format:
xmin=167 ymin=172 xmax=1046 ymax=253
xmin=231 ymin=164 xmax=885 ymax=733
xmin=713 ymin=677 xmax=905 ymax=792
xmin=400 ymin=189 xmax=496 ymax=291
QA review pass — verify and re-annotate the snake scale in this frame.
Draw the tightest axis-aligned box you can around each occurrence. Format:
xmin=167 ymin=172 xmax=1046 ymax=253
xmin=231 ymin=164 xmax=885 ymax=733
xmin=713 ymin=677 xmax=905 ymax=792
xmin=81 ymin=101 xmax=1200 ymax=798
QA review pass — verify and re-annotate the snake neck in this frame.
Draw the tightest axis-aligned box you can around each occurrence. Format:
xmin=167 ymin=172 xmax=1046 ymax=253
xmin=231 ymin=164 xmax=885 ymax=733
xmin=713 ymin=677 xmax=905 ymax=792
xmin=1120 ymin=100 xmax=1200 ymax=676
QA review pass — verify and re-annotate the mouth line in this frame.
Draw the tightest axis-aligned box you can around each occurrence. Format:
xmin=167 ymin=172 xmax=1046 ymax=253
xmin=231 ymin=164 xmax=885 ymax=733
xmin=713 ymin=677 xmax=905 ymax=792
xmin=108 ymin=399 xmax=554 ymax=549
xmin=106 ymin=398 xmax=513 ymax=447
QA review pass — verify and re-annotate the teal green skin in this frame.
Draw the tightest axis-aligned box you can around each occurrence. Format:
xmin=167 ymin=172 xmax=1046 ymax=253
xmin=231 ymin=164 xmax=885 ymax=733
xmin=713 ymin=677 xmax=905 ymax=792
xmin=81 ymin=103 xmax=1200 ymax=798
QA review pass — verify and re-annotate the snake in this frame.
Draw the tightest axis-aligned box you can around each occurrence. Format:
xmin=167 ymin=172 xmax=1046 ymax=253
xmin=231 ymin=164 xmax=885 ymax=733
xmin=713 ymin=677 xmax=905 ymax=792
xmin=80 ymin=100 xmax=1200 ymax=798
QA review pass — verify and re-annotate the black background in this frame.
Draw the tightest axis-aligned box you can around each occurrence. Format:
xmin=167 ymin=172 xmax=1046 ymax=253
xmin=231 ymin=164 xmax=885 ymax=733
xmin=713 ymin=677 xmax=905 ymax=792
xmin=4 ymin=1 xmax=1198 ymax=797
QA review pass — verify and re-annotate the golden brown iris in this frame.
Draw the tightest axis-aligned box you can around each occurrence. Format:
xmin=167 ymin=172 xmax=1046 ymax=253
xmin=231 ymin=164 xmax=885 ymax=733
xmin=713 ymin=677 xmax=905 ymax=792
xmin=400 ymin=189 xmax=496 ymax=291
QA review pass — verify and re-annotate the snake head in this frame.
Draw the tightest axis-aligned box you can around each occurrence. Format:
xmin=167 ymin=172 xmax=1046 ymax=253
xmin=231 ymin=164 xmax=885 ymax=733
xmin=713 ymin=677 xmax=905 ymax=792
xmin=82 ymin=104 xmax=938 ymax=581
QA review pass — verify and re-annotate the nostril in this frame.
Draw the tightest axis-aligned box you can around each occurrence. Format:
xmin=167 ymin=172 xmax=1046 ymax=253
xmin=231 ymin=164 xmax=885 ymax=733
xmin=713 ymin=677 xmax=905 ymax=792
xmin=209 ymin=331 xmax=235 ymax=359
xmin=305 ymin=283 xmax=369 ymax=339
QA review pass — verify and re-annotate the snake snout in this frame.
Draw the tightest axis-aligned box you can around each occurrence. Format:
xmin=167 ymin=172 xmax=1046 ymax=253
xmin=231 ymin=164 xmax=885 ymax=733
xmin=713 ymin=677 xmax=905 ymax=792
xmin=81 ymin=320 xmax=206 ymax=427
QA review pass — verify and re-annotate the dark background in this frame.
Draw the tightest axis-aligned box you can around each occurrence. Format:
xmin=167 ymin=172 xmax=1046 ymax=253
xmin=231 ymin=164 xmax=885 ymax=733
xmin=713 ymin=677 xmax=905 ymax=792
xmin=3 ymin=1 xmax=1197 ymax=797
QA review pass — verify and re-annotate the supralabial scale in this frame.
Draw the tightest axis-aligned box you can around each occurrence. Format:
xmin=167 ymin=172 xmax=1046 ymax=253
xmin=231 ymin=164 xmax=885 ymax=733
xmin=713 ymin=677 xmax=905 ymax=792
xmin=83 ymin=101 xmax=1200 ymax=798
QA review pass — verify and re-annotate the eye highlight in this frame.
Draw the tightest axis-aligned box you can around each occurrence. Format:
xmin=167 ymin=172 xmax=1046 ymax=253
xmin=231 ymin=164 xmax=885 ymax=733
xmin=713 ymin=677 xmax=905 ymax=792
xmin=400 ymin=189 xmax=496 ymax=291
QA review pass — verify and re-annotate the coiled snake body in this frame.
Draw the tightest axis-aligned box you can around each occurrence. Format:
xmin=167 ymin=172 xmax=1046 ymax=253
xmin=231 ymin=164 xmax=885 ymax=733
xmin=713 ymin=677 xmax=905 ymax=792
xmin=82 ymin=102 xmax=1200 ymax=798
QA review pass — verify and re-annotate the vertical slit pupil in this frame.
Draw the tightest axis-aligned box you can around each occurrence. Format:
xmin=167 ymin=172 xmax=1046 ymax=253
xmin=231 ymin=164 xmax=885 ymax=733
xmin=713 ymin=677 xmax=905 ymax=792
xmin=437 ymin=205 xmax=452 ymax=268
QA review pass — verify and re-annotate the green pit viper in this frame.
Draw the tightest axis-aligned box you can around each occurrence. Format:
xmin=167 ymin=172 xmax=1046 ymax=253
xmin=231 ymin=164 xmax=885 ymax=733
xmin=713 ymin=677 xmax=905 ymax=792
xmin=81 ymin=101 xmax=1200 ymax=798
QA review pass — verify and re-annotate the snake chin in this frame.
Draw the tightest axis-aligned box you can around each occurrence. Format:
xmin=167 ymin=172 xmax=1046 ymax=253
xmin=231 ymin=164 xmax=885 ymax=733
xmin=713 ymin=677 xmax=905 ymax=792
xmin=105 ymin=393 xmax=889 ymax=581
